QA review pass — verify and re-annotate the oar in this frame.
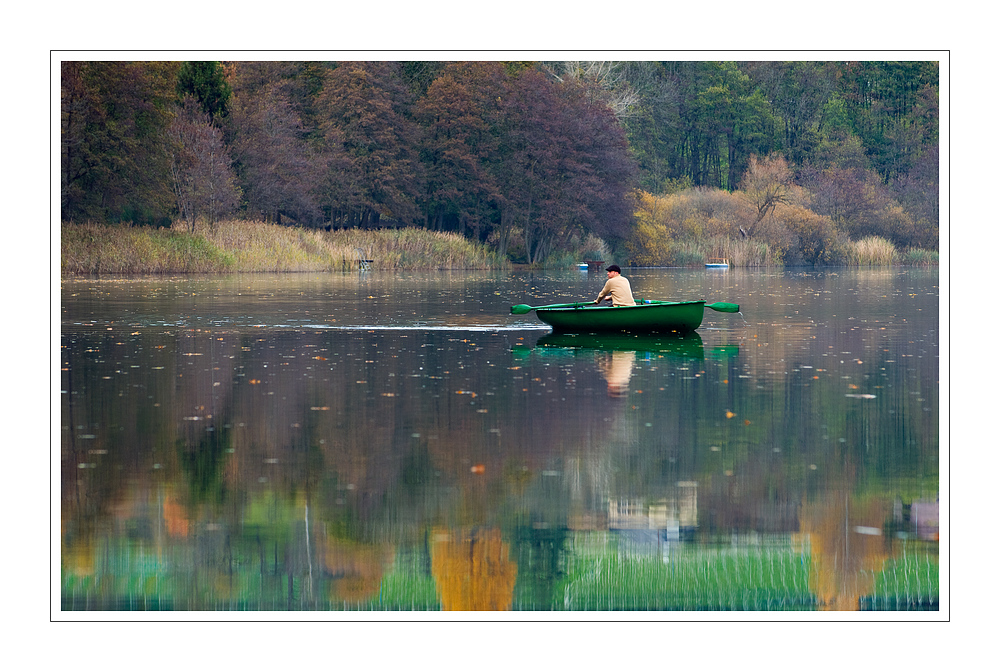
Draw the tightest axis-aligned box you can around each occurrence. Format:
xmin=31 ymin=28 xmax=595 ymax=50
xmin=513 ymin=300 xmax=739 ymax=314
xmin=638 ymin=299 xmax=741 ymax=313
xmin=706 ymin=301 xmax=740 ymax=313
xmin=510 ymin=301 xmax=592 ymax=315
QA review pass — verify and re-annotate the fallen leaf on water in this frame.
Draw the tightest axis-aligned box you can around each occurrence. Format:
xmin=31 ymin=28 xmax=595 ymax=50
xmin=725 ymin=411 xmax=736 ymax=419
xmin=744 ymin=419 xmax=752 ymax=425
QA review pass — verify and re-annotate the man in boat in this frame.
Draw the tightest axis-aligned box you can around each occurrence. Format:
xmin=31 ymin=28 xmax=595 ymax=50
xmin=594 ymin=265 xmax=636 ymax=306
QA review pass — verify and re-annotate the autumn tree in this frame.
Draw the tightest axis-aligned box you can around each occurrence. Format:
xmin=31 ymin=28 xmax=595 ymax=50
xmin=61 ymin=61 xmax=93 ymax=219
xmin=437 ymin=62 xmax=514 ymax=253
xmin=314 ymin=62 xmax=422 ymax=228
xmin=167 ymin=97 xmax=240 ymax=230
xmin=532 ymin=78 xmax=635 ymax=260
xmin=226 ymin=62 xmax=322 ymax=224
xmin=891 ymin=143 xmax=938 ymax=249
xmin=428 ymin=63 xmax=634 ymax=264
xmin=61 ymin=61 xmax=180 ymax=224
xmin=625 ymin=190 xmax=672 ymax=266
xmin=772 ymin=203 xmax=845 ymax=265
xmin=413 ymin=72 xmax=498 ymax=237
xmin=493 ymin=67 xmax=557 ymax=263
xmin=739 ymin=153 xmax=793 ymax=238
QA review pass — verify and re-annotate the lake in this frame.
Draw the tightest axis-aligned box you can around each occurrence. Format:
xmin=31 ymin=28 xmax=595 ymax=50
xmin=58 ymin=267 xmax=940 ymax=614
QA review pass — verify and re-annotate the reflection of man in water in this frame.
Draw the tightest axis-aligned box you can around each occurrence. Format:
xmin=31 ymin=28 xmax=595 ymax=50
xmin=595 ymin=265 xmax=636 ymax=306
xmin=597 ymin=350 xmax=636 ymax=397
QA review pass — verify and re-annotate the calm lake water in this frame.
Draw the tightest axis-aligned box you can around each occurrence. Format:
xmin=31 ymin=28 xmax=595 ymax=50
xmin=59 ymin=268 xmax=940 ymax=614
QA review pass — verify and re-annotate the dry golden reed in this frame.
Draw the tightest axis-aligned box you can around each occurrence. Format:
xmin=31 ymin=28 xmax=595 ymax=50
xmin=846 ymin=236 xmax=897 ymax=266
xmin=62 ymin=220 xmax=507 ymax=275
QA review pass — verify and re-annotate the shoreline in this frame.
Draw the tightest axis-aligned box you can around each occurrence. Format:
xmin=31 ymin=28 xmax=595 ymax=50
xmin=60 ymin=220 xmax=939 ymax=277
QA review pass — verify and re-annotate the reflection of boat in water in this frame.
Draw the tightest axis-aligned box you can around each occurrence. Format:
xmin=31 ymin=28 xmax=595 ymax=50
xmin=535 ymin=332 xmax=740 ymax=360
xmin=536 ymin=332 xmax=706 ymax=359
xmin=515 ymin=332 xmax=739 ymax=363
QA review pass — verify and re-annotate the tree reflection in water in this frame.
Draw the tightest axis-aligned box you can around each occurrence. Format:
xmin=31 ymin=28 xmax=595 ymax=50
xmin=431 ymin=527 xmax=517 ymax=610
xmin=799 ymin=492 xmax=891 ymax=611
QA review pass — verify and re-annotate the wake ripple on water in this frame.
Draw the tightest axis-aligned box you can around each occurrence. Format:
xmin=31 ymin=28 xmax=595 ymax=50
xmin=65 ymin=318 xmax=550 ymax=332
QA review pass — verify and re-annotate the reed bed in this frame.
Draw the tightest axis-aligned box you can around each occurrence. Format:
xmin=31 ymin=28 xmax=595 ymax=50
xmin=846 ymin=236 xmax=897 ymax=266
xmin=61 ymin=222 xmax=236 ymax=274
xmin=707 ymin=237 xmax=782 ymax=267
xmin=62 ymin=220 xmax=507 ymax=275
xmin=901 ymin=247 xmax=939 ymax=266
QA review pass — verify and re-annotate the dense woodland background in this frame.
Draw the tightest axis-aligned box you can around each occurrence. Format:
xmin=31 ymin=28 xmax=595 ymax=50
xmin=60 ymin=60 xmax=939 ymax=266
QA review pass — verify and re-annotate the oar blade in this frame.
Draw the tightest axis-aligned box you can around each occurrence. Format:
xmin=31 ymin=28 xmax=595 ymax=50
xmin=706 ymin=302 xmax=740 ymax=313
xmin=512 ymin=301 xmax=591 ymax=314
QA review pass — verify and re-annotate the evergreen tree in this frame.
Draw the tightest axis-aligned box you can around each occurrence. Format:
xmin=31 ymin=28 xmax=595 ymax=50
xmin=177 ymin=61 xmax=232 ymax=120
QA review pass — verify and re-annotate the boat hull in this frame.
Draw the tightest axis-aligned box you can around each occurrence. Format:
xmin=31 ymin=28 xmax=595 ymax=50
xmin=534 ymin=300 xmax=706 ymax=333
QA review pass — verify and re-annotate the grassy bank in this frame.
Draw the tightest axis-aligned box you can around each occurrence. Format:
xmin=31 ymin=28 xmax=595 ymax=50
xmin=61 ymin=220 xmax=508 ymax=275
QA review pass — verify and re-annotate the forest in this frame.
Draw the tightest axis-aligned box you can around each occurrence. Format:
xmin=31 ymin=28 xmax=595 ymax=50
xmin=60 ymin=60 xmax=939 ymax=267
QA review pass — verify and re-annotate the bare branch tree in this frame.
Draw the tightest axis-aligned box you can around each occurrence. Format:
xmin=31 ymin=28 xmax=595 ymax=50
xmin=739 ymin=153 xmax=792 ymax=238
xmin=168 ymin=97 xmax=240 ymax=230
xmin=542 ymin=61 xmax=641 ymax=119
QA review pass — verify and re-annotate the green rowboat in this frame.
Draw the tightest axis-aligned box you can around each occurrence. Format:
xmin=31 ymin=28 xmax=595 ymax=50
xmin=522 ymin=300 xmax=739 ymax=333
